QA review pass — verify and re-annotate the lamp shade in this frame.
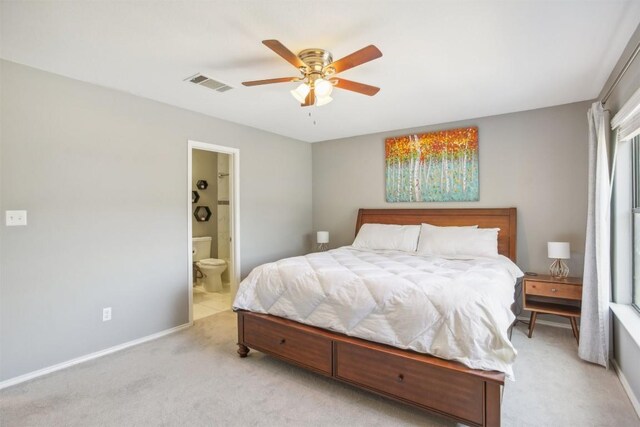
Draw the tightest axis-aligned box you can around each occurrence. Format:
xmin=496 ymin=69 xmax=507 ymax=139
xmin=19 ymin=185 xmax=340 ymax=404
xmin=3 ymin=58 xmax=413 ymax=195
xmin=317 ymin=231 xmax=329 ymax=244
xmin=290 ymin=83 xmax=310 ymax=103
xmin=547 ymin=242 xmax=570 ymax=259
xmin=314 ymin=78 xmax=333 ymax=97
xmin=315 ymin=95 xmax=333 ymax=106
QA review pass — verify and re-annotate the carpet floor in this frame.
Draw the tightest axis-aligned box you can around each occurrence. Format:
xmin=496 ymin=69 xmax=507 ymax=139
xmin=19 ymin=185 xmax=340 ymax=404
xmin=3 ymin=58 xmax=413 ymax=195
xmin=1 ymin=311 xmax=638 ymax=426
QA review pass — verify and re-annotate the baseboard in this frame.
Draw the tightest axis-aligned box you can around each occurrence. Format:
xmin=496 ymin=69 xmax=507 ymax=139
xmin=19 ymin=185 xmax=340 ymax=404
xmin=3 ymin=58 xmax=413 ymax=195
xmin=612 ymin=359 xmax=640 ymax=419
xmin=0 ymin=322 xmax=192 ymax=390
xmin=517 ymin=315 xmax=572 ymax=329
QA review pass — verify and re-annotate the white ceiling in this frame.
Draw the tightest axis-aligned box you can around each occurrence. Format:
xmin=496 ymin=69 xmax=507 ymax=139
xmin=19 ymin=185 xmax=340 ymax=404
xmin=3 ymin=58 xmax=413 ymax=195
xmin=2 ymin=1 xmax=639 ymax=143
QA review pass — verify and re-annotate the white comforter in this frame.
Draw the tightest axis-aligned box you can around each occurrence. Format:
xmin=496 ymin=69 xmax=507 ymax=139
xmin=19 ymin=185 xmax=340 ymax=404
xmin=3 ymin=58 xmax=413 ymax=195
xmin=233 ymin=246 xmax=523 ymax=379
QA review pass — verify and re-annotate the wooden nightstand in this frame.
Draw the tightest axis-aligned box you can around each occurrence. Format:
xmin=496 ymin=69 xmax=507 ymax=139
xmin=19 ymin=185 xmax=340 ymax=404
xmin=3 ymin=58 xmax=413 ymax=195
xmin=522 ymin=274 xmax=583 ymax=344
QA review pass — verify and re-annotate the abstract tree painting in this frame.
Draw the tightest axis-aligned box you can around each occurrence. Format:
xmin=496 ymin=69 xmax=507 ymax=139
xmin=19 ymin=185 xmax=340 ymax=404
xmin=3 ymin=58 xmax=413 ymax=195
xmin=385 ymin=127 xmax=479 ymax=202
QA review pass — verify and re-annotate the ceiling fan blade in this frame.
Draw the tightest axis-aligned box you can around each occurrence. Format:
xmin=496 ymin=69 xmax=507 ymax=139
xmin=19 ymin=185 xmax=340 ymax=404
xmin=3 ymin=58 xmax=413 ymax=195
xmin=262 ymin=40 xmax=306 ymax=70
xmin=242 ymin=77 xmax=298 ymax=86
xmin=302 ymin=89 xmax=315 ymax=107
xmin=333 ymin=78 xmax=380 ymax=96
xmin=326 ymin=45 xmax=382 ymax=74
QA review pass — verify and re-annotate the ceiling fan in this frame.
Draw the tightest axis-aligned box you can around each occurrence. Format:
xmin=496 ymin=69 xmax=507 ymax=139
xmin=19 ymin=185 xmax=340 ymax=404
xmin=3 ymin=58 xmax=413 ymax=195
xmin=242 ymin=40 xmax=382 ymax=107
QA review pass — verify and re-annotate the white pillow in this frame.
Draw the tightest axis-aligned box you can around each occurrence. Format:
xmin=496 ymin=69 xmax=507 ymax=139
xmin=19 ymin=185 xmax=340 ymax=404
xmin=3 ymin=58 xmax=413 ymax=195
xmin=422 ymin=223 xmax=478 ymax=229
xmin=416 ymin=223 xmax=500 ymax=258
xmin=415 ymin=223 xmax=478 ymax=256
xmin=353 ymin=223 xmax=420 ymax=252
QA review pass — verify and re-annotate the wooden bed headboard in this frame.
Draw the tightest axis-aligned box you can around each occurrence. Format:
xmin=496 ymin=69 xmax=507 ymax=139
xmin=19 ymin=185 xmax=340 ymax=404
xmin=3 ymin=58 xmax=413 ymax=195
xmin=355 ymin=208 xmax=517 ymax=262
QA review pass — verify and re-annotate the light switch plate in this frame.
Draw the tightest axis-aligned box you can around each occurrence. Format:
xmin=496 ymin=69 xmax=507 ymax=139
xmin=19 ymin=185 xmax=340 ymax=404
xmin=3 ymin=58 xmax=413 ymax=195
xmin=6 ymin=210 xmax=27 ymax=226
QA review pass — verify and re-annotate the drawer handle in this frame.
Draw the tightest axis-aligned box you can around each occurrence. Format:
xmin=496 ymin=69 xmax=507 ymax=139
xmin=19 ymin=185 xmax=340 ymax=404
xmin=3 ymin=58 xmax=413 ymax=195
xmin=397 ymin=374 xmax=404 ymax=383
xmin=279 ymin=338 xmax=286 ymax=345
xmin=552 ymin=288 xmax=558 ymax=292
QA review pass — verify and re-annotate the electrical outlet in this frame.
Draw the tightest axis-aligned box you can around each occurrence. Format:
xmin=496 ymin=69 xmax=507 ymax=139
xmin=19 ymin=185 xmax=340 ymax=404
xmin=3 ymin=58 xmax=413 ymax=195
xmin=5 ymin=210 xmax=27 ymax=226
xmin=102 ymin=307 xmax=112 ymax=322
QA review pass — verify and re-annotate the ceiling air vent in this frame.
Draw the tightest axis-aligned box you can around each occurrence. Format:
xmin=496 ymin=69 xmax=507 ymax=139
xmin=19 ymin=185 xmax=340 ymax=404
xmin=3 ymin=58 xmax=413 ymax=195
xmin=185 ymin=73 xmax=233 ymax=93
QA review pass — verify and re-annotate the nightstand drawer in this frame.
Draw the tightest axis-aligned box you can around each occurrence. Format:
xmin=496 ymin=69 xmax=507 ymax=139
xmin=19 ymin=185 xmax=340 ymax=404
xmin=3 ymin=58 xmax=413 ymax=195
xmin=525 ymin=280 xmax=581 ymax=300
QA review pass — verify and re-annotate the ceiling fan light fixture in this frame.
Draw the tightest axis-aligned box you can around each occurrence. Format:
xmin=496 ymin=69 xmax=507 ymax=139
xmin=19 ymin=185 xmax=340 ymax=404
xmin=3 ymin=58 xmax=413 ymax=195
xmin=243 ymin=40 xmax=382 ymax=108
xmin=314 ymin=78 xmax=333 ymax=97
xmin=290 ymin=83 xmax=310 ymax=103
xmin=316 ymin=95 xmax=333 ymax=106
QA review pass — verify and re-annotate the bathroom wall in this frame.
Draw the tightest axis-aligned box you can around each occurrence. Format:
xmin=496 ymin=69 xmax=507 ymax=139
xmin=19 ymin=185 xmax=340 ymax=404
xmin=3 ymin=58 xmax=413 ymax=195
xmin=217 ymin=153 xmax=231 ymax=283
xmin=192 ymin=149 xmax=218 ymax=258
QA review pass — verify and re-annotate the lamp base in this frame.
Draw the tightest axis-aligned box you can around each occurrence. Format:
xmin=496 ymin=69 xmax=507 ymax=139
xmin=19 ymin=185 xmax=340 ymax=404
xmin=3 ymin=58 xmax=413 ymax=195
xmin=549 ymin=259 xmax=569 ymax=279
xmin=317 ymin=243 xmax=328 ymax=252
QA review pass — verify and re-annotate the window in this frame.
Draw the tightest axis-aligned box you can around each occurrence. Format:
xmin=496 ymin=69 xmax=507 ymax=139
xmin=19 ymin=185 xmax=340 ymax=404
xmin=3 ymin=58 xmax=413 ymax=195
xmin=633 ymin=135 xmax=640 ymax=312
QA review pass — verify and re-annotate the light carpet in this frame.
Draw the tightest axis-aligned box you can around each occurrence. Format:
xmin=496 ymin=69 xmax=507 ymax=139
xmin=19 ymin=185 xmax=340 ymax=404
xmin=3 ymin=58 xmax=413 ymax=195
xmin=1 ymin=311 xmax=638 ymax=427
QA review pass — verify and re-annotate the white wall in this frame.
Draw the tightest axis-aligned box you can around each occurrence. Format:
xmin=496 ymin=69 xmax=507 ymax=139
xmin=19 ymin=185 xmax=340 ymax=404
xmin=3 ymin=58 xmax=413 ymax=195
xmin=0 ymin=60 xmax=312 ymax=381
xmin=312 ymin=101 xmax=591 ymax=274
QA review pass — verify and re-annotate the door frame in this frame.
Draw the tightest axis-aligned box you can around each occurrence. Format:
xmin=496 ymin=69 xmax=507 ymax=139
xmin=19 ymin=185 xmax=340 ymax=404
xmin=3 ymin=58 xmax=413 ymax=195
xmin=187 ymin=140 xmax=241 ymax=323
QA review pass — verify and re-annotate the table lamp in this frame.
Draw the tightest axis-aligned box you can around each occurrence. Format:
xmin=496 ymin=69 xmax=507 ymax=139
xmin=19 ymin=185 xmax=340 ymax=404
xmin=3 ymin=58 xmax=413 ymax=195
xmin=548 ymin=242 xmax=570 ymax=278
xmin=317 ymin=231 xmax=329 ymax=252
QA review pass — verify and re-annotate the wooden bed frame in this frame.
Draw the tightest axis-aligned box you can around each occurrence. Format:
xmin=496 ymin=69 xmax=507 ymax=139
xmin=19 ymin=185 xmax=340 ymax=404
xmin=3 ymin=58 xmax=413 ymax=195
xmin=237 ymin=208 xmax=517 ymax=427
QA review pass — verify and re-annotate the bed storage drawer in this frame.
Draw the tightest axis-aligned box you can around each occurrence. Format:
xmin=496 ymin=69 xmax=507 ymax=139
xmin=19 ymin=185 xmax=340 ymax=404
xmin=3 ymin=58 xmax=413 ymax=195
xmin=334 ymin=341 xmax=484 ymax=426
xmin=243 ymin=314 xmax=332 ymax=374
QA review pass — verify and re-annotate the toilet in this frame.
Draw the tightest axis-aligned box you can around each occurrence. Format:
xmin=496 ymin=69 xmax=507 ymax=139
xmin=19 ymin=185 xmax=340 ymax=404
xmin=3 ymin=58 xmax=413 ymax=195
xmin=192 ymin=236 xmax=227 ymax=293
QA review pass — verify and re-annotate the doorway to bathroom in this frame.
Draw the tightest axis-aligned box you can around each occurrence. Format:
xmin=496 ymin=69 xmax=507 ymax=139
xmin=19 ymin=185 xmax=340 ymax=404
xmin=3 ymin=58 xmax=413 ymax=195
xmin=187 ymin=140 xmax=240 ymax=323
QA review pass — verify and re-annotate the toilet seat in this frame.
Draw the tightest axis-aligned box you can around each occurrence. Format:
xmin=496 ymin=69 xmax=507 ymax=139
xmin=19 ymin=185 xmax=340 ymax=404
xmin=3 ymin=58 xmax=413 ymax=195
xmin=198 ymin=258 xmax=226 ymax=267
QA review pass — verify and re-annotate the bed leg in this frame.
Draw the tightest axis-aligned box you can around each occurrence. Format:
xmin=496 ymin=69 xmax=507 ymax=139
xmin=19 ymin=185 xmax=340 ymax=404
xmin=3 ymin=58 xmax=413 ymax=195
xmin=236 ymin=311 xmax=249 ymax=358
xmin=485 ymin=382 xmax=501 ymax=427
xmin=237 ymin=344 xmax=250 ymax=358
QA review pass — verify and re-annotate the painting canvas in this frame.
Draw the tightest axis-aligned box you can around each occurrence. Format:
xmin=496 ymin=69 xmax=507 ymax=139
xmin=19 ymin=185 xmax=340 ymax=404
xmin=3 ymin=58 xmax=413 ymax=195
xmin=385 ymin=127 xmax=479 ymax=202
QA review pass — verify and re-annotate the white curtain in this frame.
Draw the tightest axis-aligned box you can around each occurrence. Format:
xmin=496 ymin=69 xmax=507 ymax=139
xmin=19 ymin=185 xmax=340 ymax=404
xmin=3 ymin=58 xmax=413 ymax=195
xmin=579 ymin=102 xmax=610 ymax=367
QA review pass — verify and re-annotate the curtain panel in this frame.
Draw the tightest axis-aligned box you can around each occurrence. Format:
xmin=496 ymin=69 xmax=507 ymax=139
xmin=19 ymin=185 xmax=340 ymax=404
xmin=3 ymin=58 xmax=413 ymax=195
xmin=579 ymin=102 xmax=611 ymax=368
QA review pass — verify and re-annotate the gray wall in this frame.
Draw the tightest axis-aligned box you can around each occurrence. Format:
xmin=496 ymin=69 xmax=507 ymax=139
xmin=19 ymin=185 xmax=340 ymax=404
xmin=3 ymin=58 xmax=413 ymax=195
xmin=0 ymin=60 xmax=312 ymax=381
xmin=312 ymin=101 xmax=591 ymax=274
xmin=601 ymin=22 xmax=640 ymax=410
xmin=192 ymin=149 xmax=218 ymax=258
